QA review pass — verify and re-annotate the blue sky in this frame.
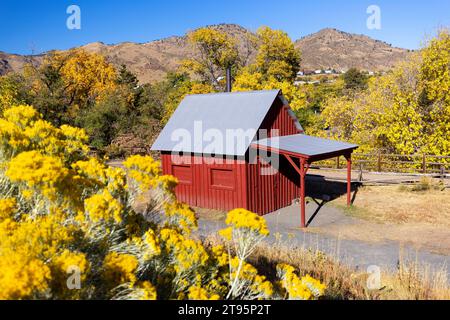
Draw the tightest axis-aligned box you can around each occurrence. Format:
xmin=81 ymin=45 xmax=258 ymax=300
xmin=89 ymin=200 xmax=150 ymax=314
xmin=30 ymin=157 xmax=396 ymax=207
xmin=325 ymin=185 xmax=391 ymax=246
xmin=1 ymin=0 xmax=449 ymax=55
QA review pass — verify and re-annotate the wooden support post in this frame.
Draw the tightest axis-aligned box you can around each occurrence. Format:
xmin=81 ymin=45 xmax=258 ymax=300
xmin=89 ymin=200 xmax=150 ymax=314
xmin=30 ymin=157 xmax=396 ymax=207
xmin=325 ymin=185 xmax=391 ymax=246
xmin=346 ymin=155 xmax=352 ymax=207
xmin=284 ymin=154 xmax=309 ymax=228
xmin=300 ymin=158 xmax=306 ymax=228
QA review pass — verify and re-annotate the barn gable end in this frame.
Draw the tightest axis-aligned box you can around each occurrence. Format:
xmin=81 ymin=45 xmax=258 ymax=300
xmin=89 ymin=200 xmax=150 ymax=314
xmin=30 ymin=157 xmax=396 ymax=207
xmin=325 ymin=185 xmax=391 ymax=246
xmin=245 ymin=95 xmax=303 ymax=214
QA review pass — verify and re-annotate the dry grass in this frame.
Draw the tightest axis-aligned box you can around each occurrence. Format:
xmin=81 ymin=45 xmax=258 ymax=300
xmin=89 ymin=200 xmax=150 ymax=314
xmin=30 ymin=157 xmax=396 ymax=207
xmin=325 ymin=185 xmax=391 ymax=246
xmin=250 ymin=241 xmax=450 ymax=300
xmin=335 ymin=183 xmax=450 ymax=227
xmin=194 ymin=207 xmax=227 ymax=221
xmin=204 ymin=235 xmax=450 ymax=300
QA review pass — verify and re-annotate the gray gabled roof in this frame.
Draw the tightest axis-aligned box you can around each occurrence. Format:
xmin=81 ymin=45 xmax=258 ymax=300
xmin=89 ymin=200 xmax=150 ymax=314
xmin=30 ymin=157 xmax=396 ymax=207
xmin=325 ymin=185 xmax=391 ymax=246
xmin=151 ymin=90 xmax=302 ymax=156
xmin=253 ymin=134 xmax=358 ymax=158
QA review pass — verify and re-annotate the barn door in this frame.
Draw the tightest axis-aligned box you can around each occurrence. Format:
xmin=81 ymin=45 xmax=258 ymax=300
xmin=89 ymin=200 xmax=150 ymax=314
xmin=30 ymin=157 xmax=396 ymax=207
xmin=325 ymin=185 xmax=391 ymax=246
xmin=170 ymin=160 xmax=197 ymax=207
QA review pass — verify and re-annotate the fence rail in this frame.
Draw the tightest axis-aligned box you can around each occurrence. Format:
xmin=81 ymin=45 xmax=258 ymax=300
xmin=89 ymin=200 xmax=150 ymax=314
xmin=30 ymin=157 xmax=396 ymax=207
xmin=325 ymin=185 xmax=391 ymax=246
xmin=315 ymin=153 xmax=450 ymax=175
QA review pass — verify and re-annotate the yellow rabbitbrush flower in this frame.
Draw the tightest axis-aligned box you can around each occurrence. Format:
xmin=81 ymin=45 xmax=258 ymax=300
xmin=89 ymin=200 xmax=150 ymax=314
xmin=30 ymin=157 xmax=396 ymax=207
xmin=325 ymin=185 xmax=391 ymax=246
xmin=160 ymin=228 xmax=209 ymax=274
xmin=0 ymin=253 xmax=51 ymax=300
xmin=127 ymin=228 xmax=162 ymax=262
xmin=123 ymin=155 xmax=179 ymax=195
xmin=59 ymin=125 xmax=90 ymax=157
xmin=3 ymin=105 xmax=40 ymax=129
xmin=0 ymin=118 xmax=30 ymax=151
xmin=6 ymin=151 xmax=69 ymax=202
xmin=123 ymin=155 xmax=162 ymax=188
xmin=162 ymin=201 xmax=197 ymax=235
xmin=188 ymin=286 xmax=220 ymax=300
xmin=137 ymin=281 xmax=157 ymax=300
xmin=211 ymin=245 xmax=228 ymax=267
xmin=228 ymin=256 xmax=273 ymax=299
xmin=223 ymin=208 xmax=269 ymax=237
xmin=50 ymin=250 xmax=90 ymax=297
xmin=277 ymin=264 xmax=326 ymax=300
xmin=84 ymin=189 xmax=124 ymax=224
xmin=103 ymin=252 xmax=139 ymax=286
xmin=1 ymin=104 xmax=332 ymax=301
xmin=143 ymin=229 xmax=161 ymax=258
xmin=0 ymin=198 xmax=17 ymax=221
xmin=1 ymin=105 xmax=90 ymax=162
xmin=0 ymin=210 xmax=78 ymax=299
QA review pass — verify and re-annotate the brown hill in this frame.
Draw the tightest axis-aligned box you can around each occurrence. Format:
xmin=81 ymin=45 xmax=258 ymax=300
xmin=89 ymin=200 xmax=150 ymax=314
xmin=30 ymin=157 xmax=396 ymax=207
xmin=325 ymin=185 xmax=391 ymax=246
xmin=295 ymin=28 xmax=410 ymax=72
xmin=0 ymin=24 xmax=410 ymax=83
xmin=79 ymin=24 xmax=255 ymax=83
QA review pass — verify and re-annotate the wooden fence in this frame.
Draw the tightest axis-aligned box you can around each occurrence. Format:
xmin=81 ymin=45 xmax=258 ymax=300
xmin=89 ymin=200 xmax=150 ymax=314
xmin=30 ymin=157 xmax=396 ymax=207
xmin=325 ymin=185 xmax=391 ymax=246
xmin=315 ymin=153 xmax=450 ymax=175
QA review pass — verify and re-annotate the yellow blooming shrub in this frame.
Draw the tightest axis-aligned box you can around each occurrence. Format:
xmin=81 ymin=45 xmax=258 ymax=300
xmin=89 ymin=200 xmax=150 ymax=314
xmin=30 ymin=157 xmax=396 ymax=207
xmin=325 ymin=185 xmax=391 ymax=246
xmin=188 ymin=286 xmax=220 ymax=300
xmin=223 ymin=208 xmax=269 ymax=236
xmin=6 ymin=151 xmax=69 ymax=202
xmin=0 ymin=212 xmax=76 ymax=299
xmin=0 ymin=105 xmax=325 ymax=300
xmin=103 ymin=252 xmax=139 ymax=286
xmin=277 ymin=264 xmax=326 ymax=300
xmin=84 ymin=190 xmax=124 ymax=224
xmin=0 ymin=198 xmax=16 ymax=221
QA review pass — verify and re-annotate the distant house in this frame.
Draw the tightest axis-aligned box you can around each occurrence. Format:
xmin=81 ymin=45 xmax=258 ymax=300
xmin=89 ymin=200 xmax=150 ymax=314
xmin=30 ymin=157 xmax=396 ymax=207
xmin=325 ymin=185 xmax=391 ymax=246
xmin=151 ymin=90 xmax=358 ymax=227
xmin=324 ymin=69 xmax=333 ymax=74
xmin=297 ymin=71 xmax=304 ymax=76
xmin=314 ymin=69 xmax=323 ymax=74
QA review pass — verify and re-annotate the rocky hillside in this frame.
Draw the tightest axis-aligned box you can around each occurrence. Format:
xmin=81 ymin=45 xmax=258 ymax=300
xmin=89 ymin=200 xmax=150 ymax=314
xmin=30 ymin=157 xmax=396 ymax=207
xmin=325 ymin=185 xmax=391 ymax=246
xmin=0 ymin=24 xmax=410 ymax=83
xmin=295 ymin=28 xmax=410 ymax=72
xmin=78 ymin=24 xmax=255 ymax=83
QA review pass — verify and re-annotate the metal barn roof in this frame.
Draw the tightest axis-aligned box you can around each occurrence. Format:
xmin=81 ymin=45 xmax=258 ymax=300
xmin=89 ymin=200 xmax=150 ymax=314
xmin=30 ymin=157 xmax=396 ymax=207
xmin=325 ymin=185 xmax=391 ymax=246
xmin=253 ymin=134 xmax=358 ymax=159
xmin=151 ymin=90 xmax=303 ymax=156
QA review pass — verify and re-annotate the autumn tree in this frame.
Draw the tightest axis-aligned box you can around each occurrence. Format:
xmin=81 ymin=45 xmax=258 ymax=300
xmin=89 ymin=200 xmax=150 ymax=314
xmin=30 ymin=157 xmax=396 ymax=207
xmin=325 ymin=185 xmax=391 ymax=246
xmin=419 ymin=29 xmax=450 ymax=156
xmin=320 ymin=29 xmax=450 ymax=157
xmin=342 ymin=68 xmax=368 ymax=91
xmin=233 ymin=27 xmax=305 ymax=112
xmin=0 ymin=74 xmax=26 ymax=111
xmin=253 ymin=26 xmax=301 ymax=82
xmin=183 ymin=28 xmax=241 ymax=90
xmin=24 ymin=49 xmax=117 ymax=125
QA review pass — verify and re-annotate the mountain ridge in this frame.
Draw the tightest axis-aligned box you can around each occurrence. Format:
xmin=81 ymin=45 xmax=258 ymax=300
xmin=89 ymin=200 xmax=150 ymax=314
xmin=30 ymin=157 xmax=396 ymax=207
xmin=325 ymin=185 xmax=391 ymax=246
xmin=0 ymin=24 xmax=411 ymax=83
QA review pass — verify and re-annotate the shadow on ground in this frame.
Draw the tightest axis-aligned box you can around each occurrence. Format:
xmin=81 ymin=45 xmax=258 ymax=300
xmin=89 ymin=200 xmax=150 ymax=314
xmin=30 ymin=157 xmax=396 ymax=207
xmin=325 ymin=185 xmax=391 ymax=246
xmin=304 ymin=174 xmax=362 ymax=226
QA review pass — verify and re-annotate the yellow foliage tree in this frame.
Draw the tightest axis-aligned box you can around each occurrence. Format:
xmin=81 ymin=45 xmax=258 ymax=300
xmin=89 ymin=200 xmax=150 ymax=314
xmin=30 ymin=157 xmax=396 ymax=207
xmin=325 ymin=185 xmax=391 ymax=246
xmin=320 ymin=30 xmax=450 ymax=157
xmin=420 ymin=29 xmax=450 ymax=155
xmin=254 ymin=26 xmax=301 ymax=82
xmin=24 ymin=49 xmax=118 ymax=123
xmin=0 ymin=75 xmax=22 ymax=112
xmin=233 ymin=27 xmax=305 ymax=111
xmin=183 ymin=27 xmax=240 ymax=89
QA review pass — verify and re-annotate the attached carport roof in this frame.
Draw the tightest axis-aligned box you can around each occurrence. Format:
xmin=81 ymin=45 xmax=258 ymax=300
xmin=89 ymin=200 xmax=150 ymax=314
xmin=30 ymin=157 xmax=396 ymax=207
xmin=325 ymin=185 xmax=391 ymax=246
xmin=252 ymin=134 xmax=358 ymax=162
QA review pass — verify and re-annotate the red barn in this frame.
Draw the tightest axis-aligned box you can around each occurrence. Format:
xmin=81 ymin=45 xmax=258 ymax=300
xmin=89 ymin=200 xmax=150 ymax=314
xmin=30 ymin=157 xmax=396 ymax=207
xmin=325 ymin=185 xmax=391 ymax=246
xmin=151 ymin=90 xmax=357 ymax=227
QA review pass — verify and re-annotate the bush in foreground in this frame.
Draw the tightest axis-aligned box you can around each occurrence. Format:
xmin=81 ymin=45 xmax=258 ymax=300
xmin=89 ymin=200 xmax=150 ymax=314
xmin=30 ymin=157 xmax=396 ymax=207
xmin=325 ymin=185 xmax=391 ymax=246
xmin=0 ymin=105 xmax=325 ymax=300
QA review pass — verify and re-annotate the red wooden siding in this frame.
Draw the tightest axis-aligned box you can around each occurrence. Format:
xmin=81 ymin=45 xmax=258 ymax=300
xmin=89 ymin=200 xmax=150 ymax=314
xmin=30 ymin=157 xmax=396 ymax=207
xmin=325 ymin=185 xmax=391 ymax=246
xmin=161 ymin=153 xmax=247 ymax=211
xmin=259 ymin=98 xmax=302 ymax=138
xmin=246 ymin=100 xmax=302 ymax=214
xmin=160 ymin=98 xmax=303 ymax=215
